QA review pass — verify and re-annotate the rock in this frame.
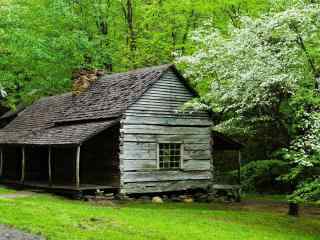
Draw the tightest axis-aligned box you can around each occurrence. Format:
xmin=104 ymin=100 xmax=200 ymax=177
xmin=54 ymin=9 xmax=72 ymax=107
xmin=114 ymin=193 xmax=132 ymax=201
xmin=179 ymin=195 xmax=188 ymax=200
xmin=194 ymin=193 xmax=208 ymax=203
xmin=162 ymin=195 xmax=169 ymax=201
xmin=152 ymin=196 xmax=163 ymax=203
xmin=183 ymin=198 xmax=194 ymax=203
xmin=139 ymin=195 xmax=151 ymax=202
xmin=169 ymin=195 xmax=181 ymax=202
xmin=104 ymin=193 xmax=114 ymax=197
xmin=207 ymin=193 xmax=217 ymax=203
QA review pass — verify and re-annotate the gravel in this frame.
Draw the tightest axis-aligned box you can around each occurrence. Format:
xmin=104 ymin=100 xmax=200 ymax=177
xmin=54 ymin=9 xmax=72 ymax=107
xmin=0 ymin=225 xmax=44 ymax=240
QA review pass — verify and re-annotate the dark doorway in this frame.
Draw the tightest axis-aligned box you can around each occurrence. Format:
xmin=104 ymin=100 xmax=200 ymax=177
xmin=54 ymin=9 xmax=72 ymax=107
xmin=25 ymin=146 xmax=49 ymax=182
xmin=80 ymin=125 xmax=120 ymax=187
xmin=51 ymin=146 xmax=76 ymax=185
xmin=2 ymin=146 xmax=22 ymax=181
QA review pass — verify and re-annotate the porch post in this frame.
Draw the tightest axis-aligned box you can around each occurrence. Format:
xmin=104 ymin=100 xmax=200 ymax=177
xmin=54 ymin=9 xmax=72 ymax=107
xmin=238 ymin=150 xmax=241 ymax=185
xmin=75 ymin=145 xmax=81 ymax=188
xmin=48 ymin=146 xmax=52 ymax=186
xmin=0 ymin=147 xmax=3 ymax=177
xmin=21 ymin=146 xmax=25 ymax=183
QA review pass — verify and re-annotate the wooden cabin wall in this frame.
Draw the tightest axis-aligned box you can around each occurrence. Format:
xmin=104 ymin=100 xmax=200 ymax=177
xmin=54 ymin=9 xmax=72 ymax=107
xmin=2 ymin=146 xmax=22 ymax=181
xmin=120 ymin=70 xmax=213 ymax=194
xmin=80 ymin=125 xmax=120 ymax=186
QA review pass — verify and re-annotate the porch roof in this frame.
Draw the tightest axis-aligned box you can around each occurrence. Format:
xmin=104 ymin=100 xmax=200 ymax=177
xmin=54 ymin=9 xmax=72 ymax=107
xmin=0 ymin=119 xmax=118 ymax=146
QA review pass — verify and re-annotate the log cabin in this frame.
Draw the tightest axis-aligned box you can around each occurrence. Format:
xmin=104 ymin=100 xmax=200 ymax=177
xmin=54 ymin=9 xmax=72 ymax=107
xmin=0 ymin=64 xmax=215 ymax=194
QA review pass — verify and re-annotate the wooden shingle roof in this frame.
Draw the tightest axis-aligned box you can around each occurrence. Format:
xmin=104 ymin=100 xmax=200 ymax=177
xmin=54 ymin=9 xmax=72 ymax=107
xmin=0 ymin=64 xmax=181 ymax=145
xmin=57 ymin=64 xmax=173 ymax=123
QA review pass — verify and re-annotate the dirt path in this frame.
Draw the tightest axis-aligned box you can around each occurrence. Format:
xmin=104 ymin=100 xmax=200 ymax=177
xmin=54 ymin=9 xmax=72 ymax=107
xmin=0 ymin=192 xmax=33 ymax=199
xmin=0 ymin=225 xmax=44 ymax=240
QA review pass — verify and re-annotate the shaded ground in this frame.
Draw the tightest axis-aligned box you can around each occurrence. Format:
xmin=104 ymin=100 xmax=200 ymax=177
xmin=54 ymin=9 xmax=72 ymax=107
xmin=0 ymin=225 xmax=44 ymax=240
xmin=208 ymin=196 xmax=320 ymax=217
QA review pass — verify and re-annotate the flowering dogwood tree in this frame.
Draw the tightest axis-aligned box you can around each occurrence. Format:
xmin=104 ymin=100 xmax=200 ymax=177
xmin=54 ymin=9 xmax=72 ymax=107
xmin=178 ymin=2 xmax=320 ymax=203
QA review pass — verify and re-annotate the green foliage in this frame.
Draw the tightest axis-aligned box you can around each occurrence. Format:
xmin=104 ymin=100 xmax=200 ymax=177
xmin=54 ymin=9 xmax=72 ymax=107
xmin=0 ymin=0 xmax=273 ymax=107
xmin=290 ymin=178 xmax=320 ymax=203
xmin=239 ymin=160 xmax=290 ymax=193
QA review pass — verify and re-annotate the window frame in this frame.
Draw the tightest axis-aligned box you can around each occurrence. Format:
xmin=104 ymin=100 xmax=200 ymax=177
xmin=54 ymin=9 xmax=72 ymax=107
xmin=157 ymin=142 xmax=184 ymax=170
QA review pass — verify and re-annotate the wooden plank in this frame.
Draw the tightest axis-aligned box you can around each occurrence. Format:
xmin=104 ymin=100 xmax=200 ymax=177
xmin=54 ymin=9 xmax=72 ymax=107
xmin=128 ymin=107 xmax=209 ymax=116
xmin=123 ymin=125 xmax=210 ymax=135
xmin=128 ymin=106 xmax=180 ymax=112
xmin=124 ymin=116 xmax=211 ymax=126
xmin=145 ymin=89 xmax=192 ymax=97
xmin=150 ymin=86 xmax=191 ymax=93
xmin=125 ymin=110 xmax=207 ymax=117
xmin=48 ymin=147 xmax=52 ymax=186
xmin=212 ymin=184 xmax=241 ymax=190
xmin=123 ymin=159 xmax=157 ymax=171
xmin=183 ymin=160 xmax=211 ymax=170
xmin=184 ymin=143 xmax=210 ymax=151
xmin=125 ymin=112 xmax=209 ymax=119
xmin=76 ymin=145 xmax=81 ymax=188
xmin=131 ymin=95 xmax=188 ymax=102
xmin=136 ymin=99 xmax=189 ymax=105
xmin=122 ymin=170 xmax=212 ymax=183
xmin=21 ymin=147 xmax=25 ymax=183
xmin=138 ymin=95 xmax=192 ymax=102
xmin=152 ymin=80 xmax=192 ymax=88
xmin=129 ymin=101 xmax=184 ymax=108
xmin=121 ymin=149 xmax=157 ymax=160
xmin=183 ymin=149 xmax=211 ymax=160
xmin=122 ymin=142 xmax=157 ymax=151
xmin=125 ymin=112 xmax=209 ymax=120
xmin=123 ymin=134 xmax=210 ymax=144
xmin=122 ymin=179 xmax=211 ymax=194
xmin=139 ymin=91 xmax=191 ymax=98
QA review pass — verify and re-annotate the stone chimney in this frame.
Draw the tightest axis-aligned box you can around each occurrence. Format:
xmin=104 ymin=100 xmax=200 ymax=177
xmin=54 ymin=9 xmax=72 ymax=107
xmin=72 ymin=69 xmax=105 ymax=95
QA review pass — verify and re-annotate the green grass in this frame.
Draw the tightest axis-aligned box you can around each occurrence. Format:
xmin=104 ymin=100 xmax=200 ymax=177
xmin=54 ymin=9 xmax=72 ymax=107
xmin=0 ymin=189 xmax=319 ymax=240
xmin=0 ymin=185 xmax=16 ymax=194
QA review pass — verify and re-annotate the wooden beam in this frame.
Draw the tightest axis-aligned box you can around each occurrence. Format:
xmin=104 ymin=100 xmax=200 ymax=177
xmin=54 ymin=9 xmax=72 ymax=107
xmin=238 ymin=150 xmax=241 ymax=185
xmin=48 ymin=147 xmax=52 ymax=186
xmin=75 ymin=145 xmax=81 ymax=188
xmin=21 ymin=146 xmax=25 ymax=183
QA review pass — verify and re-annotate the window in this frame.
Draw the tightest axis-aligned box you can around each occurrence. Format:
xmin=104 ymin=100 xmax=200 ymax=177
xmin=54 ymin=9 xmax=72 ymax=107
xmin=158 ymin=143 xmax=182 ymax=169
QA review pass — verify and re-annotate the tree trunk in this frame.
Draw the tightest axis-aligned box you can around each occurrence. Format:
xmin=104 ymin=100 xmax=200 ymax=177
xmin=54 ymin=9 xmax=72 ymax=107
xmin=122 ymin=0 xmax=136 ymax=51
xmin=288 ymin=203 xmax=299 ymax=216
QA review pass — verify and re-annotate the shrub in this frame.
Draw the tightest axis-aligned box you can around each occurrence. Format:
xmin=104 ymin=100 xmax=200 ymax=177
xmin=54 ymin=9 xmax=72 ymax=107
xmin=239 ymin=159 xmax=292 ymax=193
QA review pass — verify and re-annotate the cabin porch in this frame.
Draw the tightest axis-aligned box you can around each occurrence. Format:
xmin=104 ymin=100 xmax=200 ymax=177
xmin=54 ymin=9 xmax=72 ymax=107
xmin=0 ymin=125 xmax=120 ymax=193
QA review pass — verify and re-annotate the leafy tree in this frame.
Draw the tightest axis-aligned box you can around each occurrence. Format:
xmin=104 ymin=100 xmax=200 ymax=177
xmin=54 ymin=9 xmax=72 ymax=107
xmin=0 ymin=0 xmax=271 ymax=107
xmin=178 ymin=1 xmax=320 ymax=203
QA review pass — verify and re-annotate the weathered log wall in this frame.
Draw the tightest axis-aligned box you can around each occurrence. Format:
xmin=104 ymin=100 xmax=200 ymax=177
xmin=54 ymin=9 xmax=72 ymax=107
xmin=120 ymin=70 xmax=212 ymax=194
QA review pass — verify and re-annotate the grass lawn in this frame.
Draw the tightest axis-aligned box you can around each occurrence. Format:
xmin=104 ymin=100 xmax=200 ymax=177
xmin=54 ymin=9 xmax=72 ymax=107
xmin=0 ymin=185 xmax=16 ymax=194
xmin=0 ymin=188 xmax=319 ymax=240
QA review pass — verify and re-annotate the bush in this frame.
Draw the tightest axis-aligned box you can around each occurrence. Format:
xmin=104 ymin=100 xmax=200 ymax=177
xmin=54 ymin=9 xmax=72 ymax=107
xmin=239 ymin=159 xmax=292 ymax=193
